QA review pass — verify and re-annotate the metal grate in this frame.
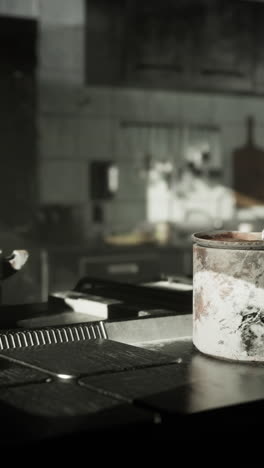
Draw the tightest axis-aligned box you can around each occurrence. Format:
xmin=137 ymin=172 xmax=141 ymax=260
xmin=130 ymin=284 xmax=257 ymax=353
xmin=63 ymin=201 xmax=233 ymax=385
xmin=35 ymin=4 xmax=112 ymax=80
xmin=0 ymin=321 xmax=107 ymax=350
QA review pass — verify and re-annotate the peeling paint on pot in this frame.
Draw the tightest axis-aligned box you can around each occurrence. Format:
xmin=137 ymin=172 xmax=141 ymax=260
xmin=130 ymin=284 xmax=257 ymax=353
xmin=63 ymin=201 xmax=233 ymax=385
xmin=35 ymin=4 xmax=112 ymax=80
xmin=192 ymin=231 xmax=264 ymax=362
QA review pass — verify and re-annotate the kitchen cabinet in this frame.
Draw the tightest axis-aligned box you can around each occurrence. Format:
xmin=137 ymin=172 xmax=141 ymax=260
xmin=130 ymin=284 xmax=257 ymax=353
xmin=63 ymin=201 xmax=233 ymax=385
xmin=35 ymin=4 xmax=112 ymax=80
xmin=124 ymin=0 xmax=255 ymax=93
xmin=86 ymin=0 xmax=264 ymax=95
xmin=77 ymin=251 xmax=160 ymax=284
xmin=46 ymin=243 xmax=193 ymax=294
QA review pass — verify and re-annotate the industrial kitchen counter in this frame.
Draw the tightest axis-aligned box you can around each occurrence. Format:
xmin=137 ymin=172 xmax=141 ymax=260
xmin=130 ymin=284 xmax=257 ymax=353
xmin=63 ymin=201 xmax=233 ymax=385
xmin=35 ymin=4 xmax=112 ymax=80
xmin=0 ymin=295 xmax=264 ymax=452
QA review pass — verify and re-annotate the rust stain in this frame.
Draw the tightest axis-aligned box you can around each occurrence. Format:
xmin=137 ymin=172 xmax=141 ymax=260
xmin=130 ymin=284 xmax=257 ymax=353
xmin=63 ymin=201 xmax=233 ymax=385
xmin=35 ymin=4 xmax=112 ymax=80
xmin=194 ymin=288 xmax=206 ymax=321
xmin=219 ymin=282 xmax=233 ymax=299
xmin=202 ymin=231 xmax=233 ymax=241
xmin=201 ymin=231 xmax=260 ymax=242
xmin=194 ymin=246 xmax=207 ymax=270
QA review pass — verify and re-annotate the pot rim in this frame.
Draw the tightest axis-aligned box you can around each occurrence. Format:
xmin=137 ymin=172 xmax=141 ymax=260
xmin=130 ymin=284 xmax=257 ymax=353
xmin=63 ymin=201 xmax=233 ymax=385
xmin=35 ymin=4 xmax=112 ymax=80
xmin=192 ymin=230 xmax=264 ymax=250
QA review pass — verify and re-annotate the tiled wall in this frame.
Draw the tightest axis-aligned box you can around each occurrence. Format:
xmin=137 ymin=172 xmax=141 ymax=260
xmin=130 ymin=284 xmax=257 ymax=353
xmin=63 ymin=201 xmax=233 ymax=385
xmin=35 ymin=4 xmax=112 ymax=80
xmin=38 ymin=82 xmax=264 ymax=236
xmin=36 ymin=0 xmax=264 ymax=238
xmin=38 ymin=85 xmax=147 ymax=234
xmin=1 ymin=1 xmax=264 ymax=237
xmin=0 ymin=0 xmax=38 ymax=18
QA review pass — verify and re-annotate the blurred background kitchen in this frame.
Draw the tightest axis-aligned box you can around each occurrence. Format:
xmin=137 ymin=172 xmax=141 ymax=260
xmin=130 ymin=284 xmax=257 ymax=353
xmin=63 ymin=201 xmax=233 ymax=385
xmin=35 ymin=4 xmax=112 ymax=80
xmin=1 ymin=0 xmax=264 ymax=304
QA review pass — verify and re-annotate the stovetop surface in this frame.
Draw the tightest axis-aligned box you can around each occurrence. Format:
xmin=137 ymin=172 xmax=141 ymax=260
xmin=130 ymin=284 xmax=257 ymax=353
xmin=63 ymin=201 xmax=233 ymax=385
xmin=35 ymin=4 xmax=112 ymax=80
xmin=0 ymin=277 xmax=264 ymax=448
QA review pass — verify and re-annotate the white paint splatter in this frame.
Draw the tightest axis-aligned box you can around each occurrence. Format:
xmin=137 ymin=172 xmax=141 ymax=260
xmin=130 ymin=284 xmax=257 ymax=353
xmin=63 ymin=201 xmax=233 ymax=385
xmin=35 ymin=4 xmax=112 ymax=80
xmin=193 ymin=270 xmax=264 ymax=361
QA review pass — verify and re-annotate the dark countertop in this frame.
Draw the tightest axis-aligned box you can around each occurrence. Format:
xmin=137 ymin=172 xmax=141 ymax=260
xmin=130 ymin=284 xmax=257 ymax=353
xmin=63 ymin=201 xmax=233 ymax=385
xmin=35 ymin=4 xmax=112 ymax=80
xmin=1 ymin=296 xmax=264 ymax=452
xmin=43 ymin=239 xmax=192 ymax=254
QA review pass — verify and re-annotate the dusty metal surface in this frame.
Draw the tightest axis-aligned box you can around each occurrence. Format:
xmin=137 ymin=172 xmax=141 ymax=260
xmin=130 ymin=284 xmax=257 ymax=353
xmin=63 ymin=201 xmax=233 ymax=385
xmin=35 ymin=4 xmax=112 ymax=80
xmin=136 ymin=338 xmax=264 ymax=417
xmin=192 ymin=230 xmax=264 ymax=250
xmin=193 ymin=231 xmax=264 ymax=362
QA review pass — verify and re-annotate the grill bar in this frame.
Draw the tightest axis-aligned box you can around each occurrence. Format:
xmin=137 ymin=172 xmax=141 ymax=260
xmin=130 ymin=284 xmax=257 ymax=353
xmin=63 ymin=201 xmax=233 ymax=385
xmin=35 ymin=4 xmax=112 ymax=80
xmin=0 ymin=321 xmax=107 ymax=350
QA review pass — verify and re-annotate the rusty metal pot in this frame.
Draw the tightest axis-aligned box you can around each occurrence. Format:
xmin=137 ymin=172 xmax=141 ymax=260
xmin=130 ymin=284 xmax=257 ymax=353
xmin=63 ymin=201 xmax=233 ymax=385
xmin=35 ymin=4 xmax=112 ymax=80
xmin=192 ymin=231 xmax=264 ymax=361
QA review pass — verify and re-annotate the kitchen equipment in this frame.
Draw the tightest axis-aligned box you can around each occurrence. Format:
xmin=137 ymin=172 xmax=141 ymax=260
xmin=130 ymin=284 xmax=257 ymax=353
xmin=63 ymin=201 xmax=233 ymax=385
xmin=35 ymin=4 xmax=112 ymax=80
xmin=233 ymin=116 xmax=264 ymax=204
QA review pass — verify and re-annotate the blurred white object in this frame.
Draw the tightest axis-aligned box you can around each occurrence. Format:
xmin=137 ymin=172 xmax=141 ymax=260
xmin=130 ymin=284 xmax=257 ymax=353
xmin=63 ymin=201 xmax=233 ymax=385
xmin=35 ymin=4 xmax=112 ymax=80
xmin=238 ymin=222 xmax=254 ymax=233
xmin=146 ymin=172 xmax=171 ymax=222
xmin=52 ymin=291 xmax=121 ymax=318
xmin=9 ymin=250 xmax=29 ymax=270
xmin=144 ymin=281 xmax=192 ymax=291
